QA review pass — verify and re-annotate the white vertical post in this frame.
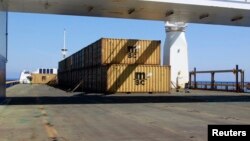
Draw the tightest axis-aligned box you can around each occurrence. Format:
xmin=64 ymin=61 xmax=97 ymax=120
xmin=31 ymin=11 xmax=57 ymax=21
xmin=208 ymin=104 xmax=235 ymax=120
xmin=61 ymin=29 xmax=67 ymax=59
xmin=64 ymin=29 xmax=66 ymax=50
xmin=163 ymin=22 xmax=189 ymax=88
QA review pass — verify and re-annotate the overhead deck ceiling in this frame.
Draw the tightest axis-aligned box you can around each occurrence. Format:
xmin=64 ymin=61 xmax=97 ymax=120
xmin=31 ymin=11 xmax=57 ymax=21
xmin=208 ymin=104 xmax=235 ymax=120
xmin=5 ymin=0 xmax=250 ymax=26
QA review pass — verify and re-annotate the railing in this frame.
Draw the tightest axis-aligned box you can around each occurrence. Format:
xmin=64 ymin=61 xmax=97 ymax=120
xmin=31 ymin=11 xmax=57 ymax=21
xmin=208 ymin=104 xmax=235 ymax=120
xmin=190 ymin=81 xmax=250 ymax=92
xmin=6 ymin=80 xmax=19 ymax=88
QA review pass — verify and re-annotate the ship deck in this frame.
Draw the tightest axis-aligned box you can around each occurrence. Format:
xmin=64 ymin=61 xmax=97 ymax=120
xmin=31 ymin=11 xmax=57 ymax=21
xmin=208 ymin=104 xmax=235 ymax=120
xmin=1 ymin=84 xmax=250 ymax=141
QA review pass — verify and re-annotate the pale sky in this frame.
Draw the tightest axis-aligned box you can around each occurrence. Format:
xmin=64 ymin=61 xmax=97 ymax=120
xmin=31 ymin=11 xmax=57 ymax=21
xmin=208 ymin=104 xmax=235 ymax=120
xmin=7 ymin=12 xmax=250 ymax=81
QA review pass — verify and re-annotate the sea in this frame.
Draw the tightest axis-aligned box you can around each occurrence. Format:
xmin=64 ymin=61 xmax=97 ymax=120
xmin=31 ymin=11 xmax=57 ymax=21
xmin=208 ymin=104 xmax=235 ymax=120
xmin=7 ymin=78 xmax=18 ymax=81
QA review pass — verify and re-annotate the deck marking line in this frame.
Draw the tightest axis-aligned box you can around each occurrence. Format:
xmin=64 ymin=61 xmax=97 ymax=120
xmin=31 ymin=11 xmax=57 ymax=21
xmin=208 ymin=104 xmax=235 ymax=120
xmin=38 ymin=106 xmax=58 ymax=141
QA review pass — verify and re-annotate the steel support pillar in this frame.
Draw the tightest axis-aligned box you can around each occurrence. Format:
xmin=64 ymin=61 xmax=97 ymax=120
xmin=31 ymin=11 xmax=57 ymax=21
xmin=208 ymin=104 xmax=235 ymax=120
xmin=0 ymin=0 xmax=8 ymax=98
xmin=211 ymin=72 xmax=215 ymax=90
xmin=189 ymin=72 xmax=192 ymax=88
xmin=235 ymin=65 xmax=239 ymax=92
xmin=163 ymin=22 xmax=189 ymax=88
xmin=194 ymin=68 xmax=197 ymax=89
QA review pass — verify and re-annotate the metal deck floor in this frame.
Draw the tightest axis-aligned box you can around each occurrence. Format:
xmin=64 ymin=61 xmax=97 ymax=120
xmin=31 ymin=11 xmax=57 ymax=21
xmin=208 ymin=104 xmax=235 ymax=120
xmin=1 ymin=84 xmax=250 ymax=141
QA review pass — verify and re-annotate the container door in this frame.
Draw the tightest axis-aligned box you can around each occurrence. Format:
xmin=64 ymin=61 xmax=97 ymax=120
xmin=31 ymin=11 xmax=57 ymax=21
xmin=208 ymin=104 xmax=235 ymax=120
xmin=115 ymin=66 xmax=120 ymax=93
xmin=114 ymin=65 xmax=128 ymax=93
xmin=108 ymin=65 xmax=119 ymax=93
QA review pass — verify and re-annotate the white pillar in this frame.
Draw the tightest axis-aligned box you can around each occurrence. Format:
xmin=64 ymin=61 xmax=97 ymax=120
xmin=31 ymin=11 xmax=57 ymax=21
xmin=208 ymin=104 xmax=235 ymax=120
xmin=163 ymin=22 xmax=189 ymax=88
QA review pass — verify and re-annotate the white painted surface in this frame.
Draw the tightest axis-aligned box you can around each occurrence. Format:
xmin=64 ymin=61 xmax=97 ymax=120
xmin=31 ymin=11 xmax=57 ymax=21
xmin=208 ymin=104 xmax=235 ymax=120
xmin=19 ymin=70 xmax=31 ymax=84
xmin=163 ymin=22 xmax=189 ymax=88
xmin=61 ymin=29 xmax=67 ymax=59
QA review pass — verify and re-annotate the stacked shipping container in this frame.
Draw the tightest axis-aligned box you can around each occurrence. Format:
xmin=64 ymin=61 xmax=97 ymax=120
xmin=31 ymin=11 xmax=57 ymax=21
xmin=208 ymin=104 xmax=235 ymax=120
xmin=31 ymin=74 xmax=57 ymax=84
xmin=58 ymin=38 xmax=171 ymax=93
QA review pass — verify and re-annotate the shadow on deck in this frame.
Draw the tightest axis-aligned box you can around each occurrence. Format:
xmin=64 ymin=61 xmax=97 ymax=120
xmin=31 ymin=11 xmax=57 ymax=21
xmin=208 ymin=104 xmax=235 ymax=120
xmin=2 ymin=94 xmax=250 ymax=105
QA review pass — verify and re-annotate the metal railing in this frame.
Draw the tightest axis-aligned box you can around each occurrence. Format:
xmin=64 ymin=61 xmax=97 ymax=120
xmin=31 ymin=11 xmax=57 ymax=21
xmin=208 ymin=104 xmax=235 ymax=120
xmin=190 ymin=81 xmax=250 ymax=92
xmin=6 ymin=80 xmax=19 ymax=88
xmin=189 ymin=65 xmax=245 ymax=92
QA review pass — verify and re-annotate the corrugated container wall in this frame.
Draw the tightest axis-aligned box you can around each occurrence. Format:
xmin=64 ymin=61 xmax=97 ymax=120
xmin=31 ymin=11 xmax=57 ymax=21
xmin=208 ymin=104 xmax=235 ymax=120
xmin=58 ymin=38 xmax=160 ymax=71
xmin=31 ymin=74 xmax=57 ymax=84
xmin=107 ymin=65 xmax=170 ymax=93
xmin=85 ymin=65 xmax=170 ymax=93
xmin=57 ymin=38 xmax=170 ymax=93
xmin=92 ymin=38 xmax=161 ymax=66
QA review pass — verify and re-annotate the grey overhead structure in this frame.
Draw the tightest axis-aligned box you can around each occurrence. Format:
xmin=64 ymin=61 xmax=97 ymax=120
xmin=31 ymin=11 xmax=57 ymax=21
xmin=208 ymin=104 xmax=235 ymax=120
xmin=7 ymin=0 xmax=250 ymax=26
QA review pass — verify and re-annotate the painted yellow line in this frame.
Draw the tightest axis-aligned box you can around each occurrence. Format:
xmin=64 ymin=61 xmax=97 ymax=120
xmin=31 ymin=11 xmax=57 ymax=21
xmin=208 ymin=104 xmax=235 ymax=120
xmin=38 ymin=105 xmax=59 ymax=140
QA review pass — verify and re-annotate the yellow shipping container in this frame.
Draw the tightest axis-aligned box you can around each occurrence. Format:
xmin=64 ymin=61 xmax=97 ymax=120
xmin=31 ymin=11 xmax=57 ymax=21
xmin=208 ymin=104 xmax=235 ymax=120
xmin=107 ymin=65 xmax=170 ymax=93
xmin=99 ymin=38 xmax=160 ymax=66
xmin=31 ymin=74 xmax=57 ymax=84
xmin=58 ymin=65 xmax=170 ymax=93
xmin=59 ymin=38 xmax=161 ymax=70
xmin=83 ymin=64 xmax=170 ymax=93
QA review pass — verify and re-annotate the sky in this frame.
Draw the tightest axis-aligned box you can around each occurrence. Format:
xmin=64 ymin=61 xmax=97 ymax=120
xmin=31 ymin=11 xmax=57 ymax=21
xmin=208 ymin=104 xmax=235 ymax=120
xmin=7 ymin=12 xmax=250 ymax=81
